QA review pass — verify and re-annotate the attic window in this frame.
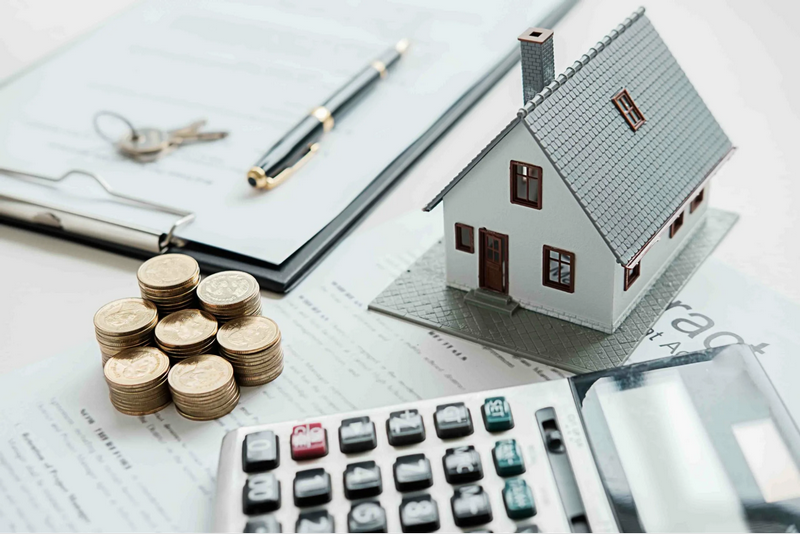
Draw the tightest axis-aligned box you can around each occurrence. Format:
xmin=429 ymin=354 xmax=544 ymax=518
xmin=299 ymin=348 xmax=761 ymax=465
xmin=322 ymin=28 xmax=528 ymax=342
xmin=510 ymin=161 xmax=542 ymax=209
xmin=612 ymin=88 xmax=645 ymax=131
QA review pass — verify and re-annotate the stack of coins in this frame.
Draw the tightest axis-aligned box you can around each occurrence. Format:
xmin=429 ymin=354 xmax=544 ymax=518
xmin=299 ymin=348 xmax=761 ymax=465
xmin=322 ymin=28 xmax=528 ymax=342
xmin=137 ymin=254 xmax=200 ymax=315
xmin=104 ymin=347 xmax=171 ymax=415
xmin=155 ymin=309 xmax=218 ymax=360
xmin=94 ymin=298 xmax=159 ymax=366
xmin=217 ymin=316 xmax=284 ymax=386
xmin=168 ymin=355 xmax=240 ymax=420
xmin=197 ymin=271 xmax=262 ymax=323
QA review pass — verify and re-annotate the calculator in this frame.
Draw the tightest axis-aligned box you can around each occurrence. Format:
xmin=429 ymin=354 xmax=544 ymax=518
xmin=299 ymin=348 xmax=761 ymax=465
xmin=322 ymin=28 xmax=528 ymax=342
xmin=214 ymin=344 xmax=800 ymax=532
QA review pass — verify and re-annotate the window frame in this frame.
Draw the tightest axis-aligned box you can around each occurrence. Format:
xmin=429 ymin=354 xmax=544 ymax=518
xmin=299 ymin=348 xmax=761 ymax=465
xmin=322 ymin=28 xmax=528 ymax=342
xmin=690 ymin=189 xmax=705 ymax=213
xmin=542 ymin=245 xmax=575 ymax=293
xmin=509 ymin=160 xmax=543 ymax=210
xmin=669 ymin=211 xmax=685 ymax=238
xmin=454 ymin=223 xmax=474 ymax=253
xmin=624 ymin=263 xmax=641 ymax=291
xmin=612 ymin=88 xmax=645 ymax=131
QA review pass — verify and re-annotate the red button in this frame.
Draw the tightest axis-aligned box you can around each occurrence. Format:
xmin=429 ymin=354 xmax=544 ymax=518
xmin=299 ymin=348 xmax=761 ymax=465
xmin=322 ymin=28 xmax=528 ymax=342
xmin=291 ymin=423 xmax=328 ymax=460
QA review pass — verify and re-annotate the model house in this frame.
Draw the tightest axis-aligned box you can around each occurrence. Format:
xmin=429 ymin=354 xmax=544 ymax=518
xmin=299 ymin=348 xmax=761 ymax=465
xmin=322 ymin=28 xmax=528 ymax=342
xmin=424 ymin=8 xmax=733 ymax=333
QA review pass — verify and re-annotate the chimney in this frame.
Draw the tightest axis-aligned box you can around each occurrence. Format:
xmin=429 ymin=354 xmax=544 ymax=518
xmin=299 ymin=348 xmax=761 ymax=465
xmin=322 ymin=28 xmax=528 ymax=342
xmin=518 ymin=28 xmax=555 ymax=104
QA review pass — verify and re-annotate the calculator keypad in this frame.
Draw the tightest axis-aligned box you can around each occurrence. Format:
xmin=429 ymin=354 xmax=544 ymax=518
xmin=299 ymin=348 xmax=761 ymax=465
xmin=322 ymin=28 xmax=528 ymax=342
xmin=348 ymin=501 xmax=388 ymax=533
xmin=224 ymin=391 xmax=590 ymax=533
xmin=386 ymin=409 xmax=426 ymax=446
xmin=242 ymin=472 xmax=281 ymax=515
xmin=293 ymin=468 xmax=332 ymax=507
xmin=434 ymin=402 xmax=474 ymax=439
xmin=451 ymin=485 xmax=493 ymax=528
xmin=393 ymin=453 xmax=434 ymax=491
xmin=343 ymin=461 xmax=383 ymax=499
xmin=242 ymin=430 xmax=280 ymax=473
xmin=399 ymin=494 xmax=440 ymax=533
xmin=442 ymin=445 xmax=483 ymax=484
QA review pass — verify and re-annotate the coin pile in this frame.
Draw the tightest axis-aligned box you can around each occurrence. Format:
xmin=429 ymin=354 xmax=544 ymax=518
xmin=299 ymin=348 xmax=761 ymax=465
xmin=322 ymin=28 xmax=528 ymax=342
xmin=104 ymin=346 xmax=172 ymax=416
xmin=137 ymin=254 xmax=200 ymax=315
xmin=197 ymin=271 xmax=262 ymax=323
xmin=217 ymin=316 xmax=284 ymax=386
xmin=155 ymin=309 xmax=218 ymax=359
xmin=168 ymin=354 xmax=240 ymax=420
xmin=94 ymin=298 xmax=159 ymax=366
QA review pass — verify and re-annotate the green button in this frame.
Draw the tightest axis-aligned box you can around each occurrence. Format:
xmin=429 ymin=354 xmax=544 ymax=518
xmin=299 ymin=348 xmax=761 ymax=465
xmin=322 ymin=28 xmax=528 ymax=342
xmin=482 ymin=396 xmax=514 ymax=432
xmin=493 ymin=439 xmax=525 ymax=476
xmin=503 ymin=479 xmax=536 ymax=519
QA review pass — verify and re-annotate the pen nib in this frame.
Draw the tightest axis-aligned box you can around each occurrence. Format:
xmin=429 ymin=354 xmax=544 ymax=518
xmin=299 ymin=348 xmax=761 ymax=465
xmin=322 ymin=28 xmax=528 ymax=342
xmin=395 ymin=38 xmax=410 ymax=54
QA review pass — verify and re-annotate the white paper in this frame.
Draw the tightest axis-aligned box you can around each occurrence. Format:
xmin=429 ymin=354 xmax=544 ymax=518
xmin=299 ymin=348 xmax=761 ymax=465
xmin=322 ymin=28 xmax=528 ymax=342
xmin=0 ymin=211 xmax=565 ymax=532
xmin=0 ymin=0 xmax=565 ymax=265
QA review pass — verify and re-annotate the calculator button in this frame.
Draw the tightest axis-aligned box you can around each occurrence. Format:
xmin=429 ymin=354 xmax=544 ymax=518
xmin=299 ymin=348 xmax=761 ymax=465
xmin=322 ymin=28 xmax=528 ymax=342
xmin=348 ymin=501 xmax=388 ymax=533
xmin=503 ymin=479 xmax=536 ymax=519
xmin=242 ymin=472 xmax=281 ymax=515
xmin=493 ymin=439 xmax=526 ymax=477
xmin=340 ymin=416 xmax=378 ymax=453
xmin=242 ymin=430 xmax=280 ymax=473
xmin=293 ymin=468 xmax=332 ymax=507
xmin=399 ymin=494 xmax=440 ymax=533
xmin=515 ymin=526 xmax=540 ymax=533
xmin=386 ymin=409 xmax=426 ymax=446
xmin=295 ymin=510 xmax=334 ymax=533
xmin=434 ymin=403 xmax=474 ymax=439
xmin=442 ymin=445 xmax=483 ymax=484
xmin=243 ymin=515 xmax=281 ymax=533
xmin=393 ymin=453 xmax=433 ymax=491
xmin=481 ymin=397 xmax=514 ymax=432
xmin=291 ymin=423 xmax=328 ymax=460
xmin=344 ymin=461 xmax=383 ymax=499
xmin=451 ymin=485 xmax=492 ymax=528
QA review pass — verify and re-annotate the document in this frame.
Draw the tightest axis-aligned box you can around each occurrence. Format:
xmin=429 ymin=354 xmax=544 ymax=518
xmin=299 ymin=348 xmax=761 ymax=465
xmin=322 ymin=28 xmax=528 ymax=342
xmin=0 ymin=212 xmax=565 ymax=532
xmin=0 ymin=0 xmax=567 ymax=265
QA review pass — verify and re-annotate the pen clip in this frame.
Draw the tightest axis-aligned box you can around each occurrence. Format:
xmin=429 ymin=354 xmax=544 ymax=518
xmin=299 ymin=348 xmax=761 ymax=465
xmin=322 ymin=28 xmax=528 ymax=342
xmin=249 ymin=143 xmax=319 ymax=190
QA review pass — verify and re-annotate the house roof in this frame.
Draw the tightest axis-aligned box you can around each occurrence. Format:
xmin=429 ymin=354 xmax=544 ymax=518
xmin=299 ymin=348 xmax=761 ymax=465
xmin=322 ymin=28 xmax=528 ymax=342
xmin=425 ymin=7 xmax=733 ymax=267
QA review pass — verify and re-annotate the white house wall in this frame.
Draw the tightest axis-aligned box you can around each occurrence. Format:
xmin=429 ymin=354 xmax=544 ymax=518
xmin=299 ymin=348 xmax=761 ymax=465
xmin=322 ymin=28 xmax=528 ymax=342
xmin=442 ymin=122 xmax=618 ymax=331
xmin=611 ymin=183 xmax=712 ymax=328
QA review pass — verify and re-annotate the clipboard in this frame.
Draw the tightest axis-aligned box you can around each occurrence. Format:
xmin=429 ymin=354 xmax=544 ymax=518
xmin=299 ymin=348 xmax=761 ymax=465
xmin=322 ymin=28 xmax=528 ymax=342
xmin=0 ymin=0 xmax=576 ymax=293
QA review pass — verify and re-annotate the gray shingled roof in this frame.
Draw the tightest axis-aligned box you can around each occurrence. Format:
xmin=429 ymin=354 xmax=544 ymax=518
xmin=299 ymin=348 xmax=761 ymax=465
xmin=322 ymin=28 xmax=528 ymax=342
xmin=426 ymin=8 xmax=733 ymax=267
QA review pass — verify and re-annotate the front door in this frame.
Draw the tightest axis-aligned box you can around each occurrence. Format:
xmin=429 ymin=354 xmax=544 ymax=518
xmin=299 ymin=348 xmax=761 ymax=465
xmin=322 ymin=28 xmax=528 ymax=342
xmin=479 ymin=229 xmax=508 ymax=294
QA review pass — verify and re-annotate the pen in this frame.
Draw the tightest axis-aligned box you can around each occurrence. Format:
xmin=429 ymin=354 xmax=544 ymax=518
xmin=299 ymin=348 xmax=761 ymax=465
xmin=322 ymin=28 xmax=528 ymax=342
xmin=247 ymin=39 xmax=410 ymax=190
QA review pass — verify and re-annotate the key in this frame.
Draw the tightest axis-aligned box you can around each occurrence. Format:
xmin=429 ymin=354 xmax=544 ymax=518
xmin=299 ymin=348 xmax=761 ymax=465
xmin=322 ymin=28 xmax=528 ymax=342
xmin=451 ymin=485 xmax=492 ymax=528
xmin=116 ymin=119 xmax=227 ymax=162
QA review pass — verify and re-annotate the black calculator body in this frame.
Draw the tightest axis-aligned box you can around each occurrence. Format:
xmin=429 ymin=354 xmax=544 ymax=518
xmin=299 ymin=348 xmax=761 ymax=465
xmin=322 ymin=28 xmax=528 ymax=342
xmin=214 ymin=344 xmax=800 ymax=532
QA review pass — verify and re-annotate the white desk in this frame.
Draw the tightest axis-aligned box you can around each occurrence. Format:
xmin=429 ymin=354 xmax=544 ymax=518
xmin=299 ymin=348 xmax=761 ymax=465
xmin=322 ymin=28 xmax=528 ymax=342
xmin=2 ymin=0 xmax=799 ymax=376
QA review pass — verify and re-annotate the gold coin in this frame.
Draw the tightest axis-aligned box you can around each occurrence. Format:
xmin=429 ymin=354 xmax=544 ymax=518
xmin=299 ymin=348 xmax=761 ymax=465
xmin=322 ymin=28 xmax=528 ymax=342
xmin=217 ymin=316 xmax=279 ymax=354
xmin=104 ymin=347 xmax=169 ymax=386
xmin=168 ymin=354 xmax=233 ymax=395
xmin=155 ymin=309 xmax=217 ymax=347
xmin=94 ymin=298 xmax=158 ymax=336
xmin=197 ymin=271 xmax=258 ymax=306
xmin=138 ymin=254 xmax=199 ymax=290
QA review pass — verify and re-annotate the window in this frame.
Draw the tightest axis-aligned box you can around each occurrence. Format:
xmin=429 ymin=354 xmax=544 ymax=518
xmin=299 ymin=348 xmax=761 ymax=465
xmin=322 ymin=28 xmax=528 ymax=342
xmin=669 ymin=212 xmax=685 ymax=238
xmin=690 ymin=189 xmax=705 ymax=213
xmin=510 ymin=161 xmax=542 ymax=209
xmin=454 ymin=223 xmax=474 ymax=253
xmin=543 ymin=246 xmax=575 ymax=293
xmin=612 ymin=88 xmax=645 ymax=131
xmin=624 ymin=263 xmax=640 ymax=291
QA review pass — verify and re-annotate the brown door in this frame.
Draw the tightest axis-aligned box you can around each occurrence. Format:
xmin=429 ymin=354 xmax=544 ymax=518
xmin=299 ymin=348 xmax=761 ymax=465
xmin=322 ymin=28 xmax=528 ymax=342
xmin=479 ymin=229 xmax=508 ymax=294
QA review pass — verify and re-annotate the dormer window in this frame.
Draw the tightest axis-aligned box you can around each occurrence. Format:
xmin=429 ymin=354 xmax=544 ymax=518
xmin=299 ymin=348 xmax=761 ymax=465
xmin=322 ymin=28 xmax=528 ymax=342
xmin=612 ymin=88 xmax=645 ymax=131
xmin=510 ymin=161 xmax=542 ymax=209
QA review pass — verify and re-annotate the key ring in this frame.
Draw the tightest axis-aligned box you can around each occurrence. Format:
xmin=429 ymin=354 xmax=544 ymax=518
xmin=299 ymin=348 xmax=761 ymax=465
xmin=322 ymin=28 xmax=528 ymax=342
xmin=93 ymin=110 xmax=140 ymax=144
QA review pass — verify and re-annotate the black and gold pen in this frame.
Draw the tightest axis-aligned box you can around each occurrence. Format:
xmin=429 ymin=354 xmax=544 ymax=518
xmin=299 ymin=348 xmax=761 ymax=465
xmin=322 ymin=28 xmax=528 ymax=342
xmin=247 ymin=39 xmax=410 ymax=190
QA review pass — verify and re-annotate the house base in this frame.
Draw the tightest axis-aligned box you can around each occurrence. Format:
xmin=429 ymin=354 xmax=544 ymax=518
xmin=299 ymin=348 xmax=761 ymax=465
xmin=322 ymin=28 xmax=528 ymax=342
xmin=368 ymin=209 xmax=738 ymax=374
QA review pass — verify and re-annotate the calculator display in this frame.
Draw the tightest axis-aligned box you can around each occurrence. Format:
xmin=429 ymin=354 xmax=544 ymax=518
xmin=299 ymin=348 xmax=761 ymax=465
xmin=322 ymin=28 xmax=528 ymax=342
xmin=573 ymin=344 xmax=800 ymax=532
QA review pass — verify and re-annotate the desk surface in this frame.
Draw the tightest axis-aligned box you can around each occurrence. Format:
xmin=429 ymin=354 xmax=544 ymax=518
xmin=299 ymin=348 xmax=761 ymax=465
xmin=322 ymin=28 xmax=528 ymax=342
xmin=2 ymin=0 xmax=799 ymax=376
